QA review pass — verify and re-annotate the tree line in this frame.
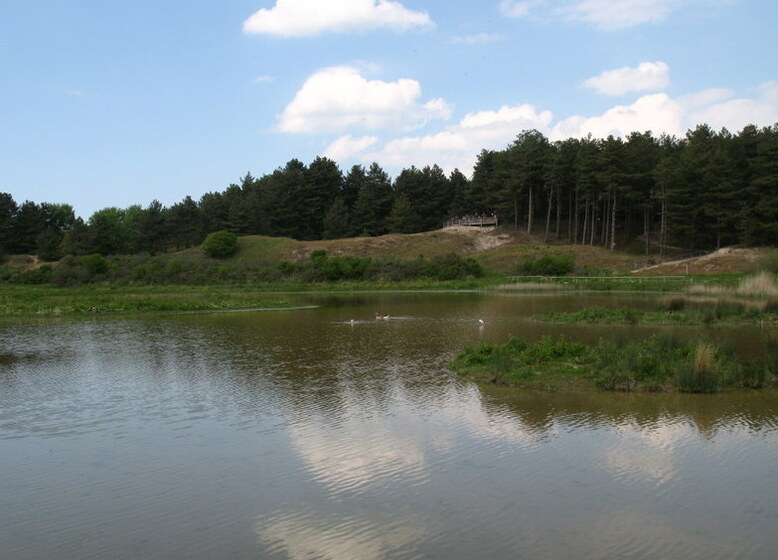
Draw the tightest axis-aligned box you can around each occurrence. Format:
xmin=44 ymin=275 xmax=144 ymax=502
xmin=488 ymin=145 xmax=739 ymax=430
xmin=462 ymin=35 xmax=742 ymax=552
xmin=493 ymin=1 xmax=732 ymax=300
xmin=1 ymin=122 xmax=776 ymax=261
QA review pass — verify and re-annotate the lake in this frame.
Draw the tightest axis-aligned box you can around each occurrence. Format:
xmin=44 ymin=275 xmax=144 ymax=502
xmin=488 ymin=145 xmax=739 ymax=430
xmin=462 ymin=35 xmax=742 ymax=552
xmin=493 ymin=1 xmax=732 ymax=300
xmin=1 ymin=292 xmax=777 ymax=559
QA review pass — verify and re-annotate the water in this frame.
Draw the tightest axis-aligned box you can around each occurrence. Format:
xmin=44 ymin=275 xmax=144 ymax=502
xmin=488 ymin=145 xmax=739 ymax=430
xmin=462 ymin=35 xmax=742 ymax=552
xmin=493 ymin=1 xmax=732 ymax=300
xmin=1 ymin=292 xmax=777 ymax=559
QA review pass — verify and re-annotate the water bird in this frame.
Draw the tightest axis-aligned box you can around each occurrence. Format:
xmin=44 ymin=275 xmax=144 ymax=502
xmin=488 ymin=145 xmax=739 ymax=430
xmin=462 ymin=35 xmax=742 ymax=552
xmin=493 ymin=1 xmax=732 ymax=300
xmin=478 ymin=318 xmax=485 ymax=325
xmin=375 ymin=313 xmax=390 ymax=320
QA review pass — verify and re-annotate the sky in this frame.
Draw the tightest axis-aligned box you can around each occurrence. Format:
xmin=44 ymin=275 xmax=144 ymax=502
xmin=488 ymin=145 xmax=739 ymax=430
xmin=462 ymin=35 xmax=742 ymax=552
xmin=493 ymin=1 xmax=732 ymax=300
xmin=1 ymin=0 xmax=777 ymax=219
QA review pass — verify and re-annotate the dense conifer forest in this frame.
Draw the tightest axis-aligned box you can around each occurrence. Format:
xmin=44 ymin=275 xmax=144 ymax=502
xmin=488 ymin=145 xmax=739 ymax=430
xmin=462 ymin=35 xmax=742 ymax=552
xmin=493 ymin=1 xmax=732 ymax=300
xmin=1 ymin=123 xmax=776 ymax=262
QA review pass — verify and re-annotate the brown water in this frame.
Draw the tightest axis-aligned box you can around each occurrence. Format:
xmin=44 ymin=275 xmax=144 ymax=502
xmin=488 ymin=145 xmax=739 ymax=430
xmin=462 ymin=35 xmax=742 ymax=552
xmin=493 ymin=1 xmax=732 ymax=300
xmin=1 ymin=292 xmax=777 ymax=559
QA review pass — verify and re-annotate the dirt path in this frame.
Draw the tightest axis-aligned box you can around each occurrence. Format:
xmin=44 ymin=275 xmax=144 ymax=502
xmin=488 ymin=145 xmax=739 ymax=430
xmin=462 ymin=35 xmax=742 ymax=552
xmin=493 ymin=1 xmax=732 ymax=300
xmin=632 ymin=247 xmax=767 ymax=275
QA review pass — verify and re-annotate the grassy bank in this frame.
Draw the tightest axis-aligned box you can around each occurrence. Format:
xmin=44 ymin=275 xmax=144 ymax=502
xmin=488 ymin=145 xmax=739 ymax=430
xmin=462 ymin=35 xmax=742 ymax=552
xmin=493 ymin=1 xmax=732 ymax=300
xmin=535 ymin=304 xmax=778 ymax=325
xmin=533 ymin=272 xmax=778 ymax=325
xmin=0 ymin=285 xmax=300 ymax=317
xmin=452 ymin=335 xmax=776 ymax=392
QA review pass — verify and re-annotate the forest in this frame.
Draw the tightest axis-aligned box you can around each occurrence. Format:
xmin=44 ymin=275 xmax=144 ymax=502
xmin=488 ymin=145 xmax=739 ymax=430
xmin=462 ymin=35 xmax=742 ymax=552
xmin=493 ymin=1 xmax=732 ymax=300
xmin=1 ymin=122 xmax=776 ymax=262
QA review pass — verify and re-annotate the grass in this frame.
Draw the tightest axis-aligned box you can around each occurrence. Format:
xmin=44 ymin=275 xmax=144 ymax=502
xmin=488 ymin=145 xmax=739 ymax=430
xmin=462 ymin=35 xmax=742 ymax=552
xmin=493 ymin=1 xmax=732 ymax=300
xmin=534 ymin=279 xmax=778 ymax=326
xmin=675 ymin=342 xmax=720 ymax=393
xmin=535 ymin=304 xmax=775 ymax=325
xmin=737 ymin=271 xmax=778 ymax=298
xmin=452 ymin=334 xmax=775 ymax=393
xmin=0 ymin=285 xmax=300 ymax=317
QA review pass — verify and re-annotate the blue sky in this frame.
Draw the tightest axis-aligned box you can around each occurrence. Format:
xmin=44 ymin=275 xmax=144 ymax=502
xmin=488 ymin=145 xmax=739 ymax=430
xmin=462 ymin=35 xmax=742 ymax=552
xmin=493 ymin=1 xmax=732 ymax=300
xmin=1 ymin=0 xmax=776 ymax=219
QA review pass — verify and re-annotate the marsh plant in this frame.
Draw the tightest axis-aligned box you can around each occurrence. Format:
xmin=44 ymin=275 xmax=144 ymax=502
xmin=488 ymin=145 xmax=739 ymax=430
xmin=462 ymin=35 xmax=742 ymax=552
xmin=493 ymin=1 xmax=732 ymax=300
xmin=453 ymin=335 xmax=770 ymax=393
xmin=675 ymin=343 xmax=720 ymax=393
xmin=736 ymin=271 xmax=778 ymax=298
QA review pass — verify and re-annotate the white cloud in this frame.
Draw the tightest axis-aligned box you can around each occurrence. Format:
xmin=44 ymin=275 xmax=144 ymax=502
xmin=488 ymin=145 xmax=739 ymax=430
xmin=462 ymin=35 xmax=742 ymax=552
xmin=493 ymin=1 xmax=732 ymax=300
xmin=345 ymin=103 xmax=554 ymax=172
xmin=548 ymin=83 xmax=778 ymax=140
xmin=500 ymin=0 xmax=688 ymax=29
xmin=449 ymin=33 xmax=503 ymax=45
xmin=278 ymin=66 xmax=451 ymax=134
xmin=687 ymin=82 xmax=778 ymax=133
xmin=561 ymin=0 xmax=686 ymax=30
xmin=252 ymin=75 xmax=275 ymax=84
xmin=323 ymin=81 xmax=778 ymax=176
xmin=324 ymin=135 xmax=380 ymax=160
xmin=243 ymin=0 xmax=433 ymax=37
xmin=677 ymin=88 xmax=734 ymax=110
xmin=582 ymin=61 xmax=670 ymax=96
xmin=551 ymin=93 xmax=683 ymax=139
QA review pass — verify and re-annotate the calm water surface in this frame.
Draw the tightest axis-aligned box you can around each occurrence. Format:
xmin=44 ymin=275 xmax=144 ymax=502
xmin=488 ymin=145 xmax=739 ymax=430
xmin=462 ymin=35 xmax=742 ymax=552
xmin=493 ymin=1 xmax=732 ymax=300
xmin=1 ymin=292 xmax=777 ymax=559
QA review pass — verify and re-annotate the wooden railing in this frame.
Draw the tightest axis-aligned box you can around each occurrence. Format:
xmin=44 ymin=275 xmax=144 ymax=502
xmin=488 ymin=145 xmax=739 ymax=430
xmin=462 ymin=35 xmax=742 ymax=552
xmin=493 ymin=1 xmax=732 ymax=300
xmin=446 ymin=216 xmax=499 ymax=227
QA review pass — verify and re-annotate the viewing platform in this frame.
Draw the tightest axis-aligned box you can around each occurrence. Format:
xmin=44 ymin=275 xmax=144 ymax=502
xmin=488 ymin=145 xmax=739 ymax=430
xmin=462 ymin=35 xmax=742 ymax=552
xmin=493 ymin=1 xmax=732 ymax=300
xmin=446 ymin=216 xmax=499 ymax=227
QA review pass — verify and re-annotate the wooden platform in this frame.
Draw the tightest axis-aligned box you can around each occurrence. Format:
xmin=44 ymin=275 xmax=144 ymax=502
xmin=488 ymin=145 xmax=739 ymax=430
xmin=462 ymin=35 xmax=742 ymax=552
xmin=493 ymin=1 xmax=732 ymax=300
xmin=446 ymin=217 xmax=498 ymax=227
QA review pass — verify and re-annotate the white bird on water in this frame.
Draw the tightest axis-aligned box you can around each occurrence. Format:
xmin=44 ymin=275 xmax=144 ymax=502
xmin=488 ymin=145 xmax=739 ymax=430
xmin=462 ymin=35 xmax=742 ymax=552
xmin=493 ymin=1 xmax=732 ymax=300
xmin=478 ymin=318 xmax=485 ymax=325
xmin=375 ymin=313 xmax=390 ymax=320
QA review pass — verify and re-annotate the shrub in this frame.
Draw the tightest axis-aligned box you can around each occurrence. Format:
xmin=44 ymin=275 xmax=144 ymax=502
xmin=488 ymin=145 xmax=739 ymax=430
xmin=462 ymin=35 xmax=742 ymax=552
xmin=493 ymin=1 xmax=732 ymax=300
xmin=82 ymin=253 xmax=110 ymax=276
xmin=517 ymin=253 xmax=574 ymax=276
xmin=202 ymin=230 xmax=238 ymax=259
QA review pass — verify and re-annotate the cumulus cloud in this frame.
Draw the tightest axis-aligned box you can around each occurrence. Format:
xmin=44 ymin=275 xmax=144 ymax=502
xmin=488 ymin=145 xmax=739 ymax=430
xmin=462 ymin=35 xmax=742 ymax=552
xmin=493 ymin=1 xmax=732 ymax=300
xmin=500 ymin=0 xmax=688 ymax=29
xmin=278 ymin=66 xmax=451 ymax=134
xmin=686 ymin=82 xmax=778 ymax=133
xmin=243 ymin=0 xmax=433 ymax=37
xmin=551 ymin=93 xmax=684 ymax=139
xmin=561 ymin=0 xmax=686 ymax=29
xmin=324 ymin=135 xmax=380 ymax=160
xmin=554 ymin=81 xmax=778 ymax=140
xmin=582 ymin=61 xmax=670 ymax=96
xmin=326 ymin=103 xmax=553 ymax=172
xmin=322 ymin=81 xmax=778 ymax=176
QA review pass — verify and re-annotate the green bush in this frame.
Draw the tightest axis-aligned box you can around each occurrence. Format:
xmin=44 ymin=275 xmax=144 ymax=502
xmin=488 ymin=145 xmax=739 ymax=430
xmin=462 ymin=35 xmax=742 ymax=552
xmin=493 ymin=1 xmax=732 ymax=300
xmin=82 ymin=253 xmax=110 ymax=276
xmin=202 ymin=230 xmax=238 ymax=258
xmin=517 ymin=253 xmax=574 ymax=276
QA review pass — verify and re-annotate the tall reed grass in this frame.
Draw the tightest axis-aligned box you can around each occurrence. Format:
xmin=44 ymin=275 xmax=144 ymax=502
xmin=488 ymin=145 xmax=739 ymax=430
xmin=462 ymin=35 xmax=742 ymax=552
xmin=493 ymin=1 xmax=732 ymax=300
xmin=736 ymin=271 xmax=778 ymax=298
xmin=675 ymin=342 xmax=719 ymax=393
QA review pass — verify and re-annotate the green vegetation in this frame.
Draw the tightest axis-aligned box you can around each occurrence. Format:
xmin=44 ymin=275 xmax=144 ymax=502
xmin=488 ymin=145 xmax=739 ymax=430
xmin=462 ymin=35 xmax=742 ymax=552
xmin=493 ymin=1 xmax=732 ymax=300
xmin=452 ymin=335 xmax=775 ymax=393
xmin=516 ymin=252 xmax=574 ymax=276
xmin=534 ymin=272 xmax=778 ymax=325
xmin=2 ymin=249 xmax=483 ymax=287
xmin=202 ymin=230 xmax=238 ymax=258
xmin=0 ymin=285 xmax=296 ymax=317
xmin=536 ymin=304 xmax=777 ymax=325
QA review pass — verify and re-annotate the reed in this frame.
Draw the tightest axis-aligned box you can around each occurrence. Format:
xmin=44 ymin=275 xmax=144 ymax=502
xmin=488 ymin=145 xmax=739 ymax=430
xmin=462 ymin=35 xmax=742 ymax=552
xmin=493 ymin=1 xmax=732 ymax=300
xmin=675 ymin=342 xmax=719 ymax=393
xmin=736 ymin=271 xmax=778 ymax=298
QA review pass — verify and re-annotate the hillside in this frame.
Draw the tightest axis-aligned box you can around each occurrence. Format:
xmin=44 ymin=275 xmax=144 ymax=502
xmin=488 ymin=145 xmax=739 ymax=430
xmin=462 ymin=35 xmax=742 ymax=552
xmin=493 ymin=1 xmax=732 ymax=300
xmin=221 ymin=226 xmax=646 ymax=275
xmin=5 ymin=227 xmax=771 ymax=279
